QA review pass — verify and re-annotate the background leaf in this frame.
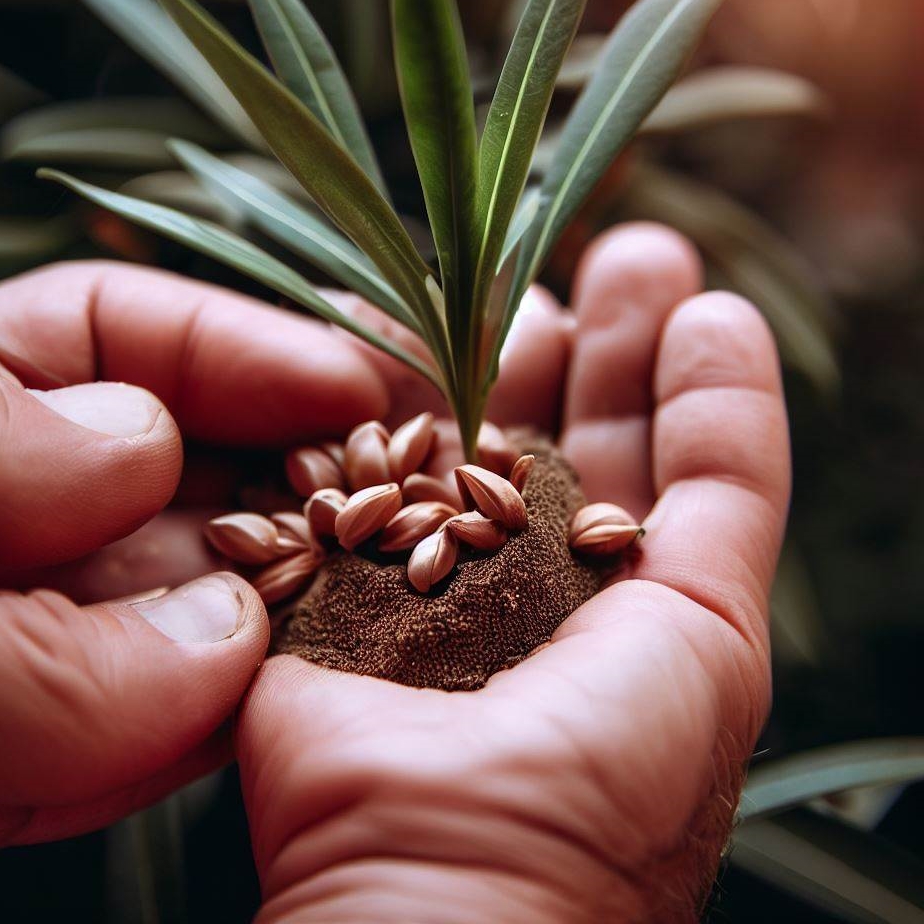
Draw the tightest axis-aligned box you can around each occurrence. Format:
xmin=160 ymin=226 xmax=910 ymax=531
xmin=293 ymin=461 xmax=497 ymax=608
xmin=1 ymin=97 xmax=229 ymax=167
xmin=621 ymin=161 xmax=839 ymax=393
xmin=39 ymin=169 xmax=439 ymax=388
xmin=247 ymin=0 xmax=387 ymax=192
xmin=733 ymin=811 xmax=924 ymax=924
xmin=740 ymin=739 xmax=924 ymax=822
xmin=641 ymin=66 xmax=830 ymax=134
xmin=80 ymin=0 xmax=262 ymax=149
xmin=170 ymin=140 xmax=416 ymax=329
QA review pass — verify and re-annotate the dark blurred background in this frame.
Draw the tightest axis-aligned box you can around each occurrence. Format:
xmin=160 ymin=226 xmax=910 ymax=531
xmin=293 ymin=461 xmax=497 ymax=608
xmin=1 ymin=1 xmax=923 ymax=921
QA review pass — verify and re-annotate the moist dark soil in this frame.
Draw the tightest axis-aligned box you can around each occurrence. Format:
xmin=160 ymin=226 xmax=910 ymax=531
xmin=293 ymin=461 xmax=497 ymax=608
xmin=274 ymin=435 xmax=602 ymax=691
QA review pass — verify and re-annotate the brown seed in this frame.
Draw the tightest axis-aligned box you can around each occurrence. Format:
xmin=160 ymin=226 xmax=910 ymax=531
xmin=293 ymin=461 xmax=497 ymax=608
xmin=271 ymin=511 xmax=313 ymax=547
xmin=407 ymin=527 xmax=458 ymax=593
xmin=379 ymin=501 xmax=458 ymax=553
xmin=204 ymin=513 xmax=280 ymax=564
xmin=446 ymin=510 xmax=508 ymax=551
xmin=335 ymin=482 xmax=402 ymax=551
xmin=344 ymin=420 xmax=391 ymax=490
xmin=402 ymin=472 xmax=463 ymax=509
xmin=476 ymin=422 xmax=518 ymax=476
xmin=454 ymin=464 xmax=528 ymax=531
xmin=509 ymin=454 xmax=535 ymax=494
xmin=305 ymin=488 xmax=348 ymax=538
xmin=387 ymin=412 xmax=435 ymax=481
xmin=252 ymin=549 xmax=323 ymax=604
xmin=321 ymin=442 xmax=346 ymax=468
xmin=569 ymin=502 xmax=642 ymax=555
xmin=285 ymin=446 xmax=344 ymax=497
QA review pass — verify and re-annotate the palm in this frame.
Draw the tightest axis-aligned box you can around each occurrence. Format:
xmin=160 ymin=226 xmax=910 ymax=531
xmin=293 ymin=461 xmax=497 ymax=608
xmin=237 ymin=225 xmax=790 ymax=922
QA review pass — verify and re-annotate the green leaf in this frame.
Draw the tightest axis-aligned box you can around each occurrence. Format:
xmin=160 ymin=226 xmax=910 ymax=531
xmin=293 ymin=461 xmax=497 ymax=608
xmin=641 ymin=66 xmax=829 ymax=134
xmin=39 ymin=169 xmax=440 ymax=388
xmin=2 ymin=97 xmax=228 ymax=168
xmin=158 ymin=0 xmax=437 ymax=342
xmin=169 ymin=140 xmax=417 ymax=330
xmin=620 ymin=162 xmax=839 ymax=393
xmin=740 ymin=739 xmax=924 ymax=823
xmin=733 ymin=811 xmax=924 ymax=924
xmin=80 ymin=0 xmax=262 ymax=149
xmin=474 ymin=0 xmax=585 ymax=307
xmin=247 ymin=0 xmax=387 ymax=193
xmin=520 ymin=0 xmax=725 ymax=283
xmin=392 ymin=0 xmax=478 ymax=347
xmin=499 ymin=186 xmax=540 ymax=270
xmin=0 ymin=215 xmax=77 ymax=271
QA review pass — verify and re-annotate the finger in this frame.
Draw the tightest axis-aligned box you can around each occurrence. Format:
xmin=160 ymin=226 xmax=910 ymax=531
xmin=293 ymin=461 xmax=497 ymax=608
xmin=0 ymin=572 xmax=269 ymax=845
xmin=329 ymin=287 xmax=571 ymax=432
xmin=0 ymin=261 xmax=386 ymax=445
xmin=560 ymin=224 xmax=702 ymax=519
xmin=633 ymin=292 xmax=791 ymax=645
xmin=0 ymin=376 xmax=182 ymax=570
xmin=4 ymin=510 xmax=221 ymax=604
xmin=486 ymin=287 xmax=571 ymax=433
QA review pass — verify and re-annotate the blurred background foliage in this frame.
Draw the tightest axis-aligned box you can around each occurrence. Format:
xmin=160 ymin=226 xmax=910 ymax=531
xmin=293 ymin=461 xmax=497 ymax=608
xmin=1 ymin=0 xmax=923 ymax=921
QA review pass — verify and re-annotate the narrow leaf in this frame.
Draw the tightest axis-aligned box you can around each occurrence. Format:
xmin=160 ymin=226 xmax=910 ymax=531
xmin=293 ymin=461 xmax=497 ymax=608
xmin=7 ymin=129 xmax=190 ymax=171
xmin=740 ymin=739 xmax=924 ymax=823
xmin=39 ymin=169 xmax=440 ymax=388
xmin=120 ymin=170 xmax=245 ymax=224
xmin=641 ymin=66 xmax=829 ymax=134
xmin=520 ymin=0 xmax=725 ymax=283
xmin=2 ymin=97 xmax=228 ymax=165
xmin=80 ymin=0 xmax=262 ymax=149
xmin=392 ymin=0 xmax=478 ymax=347
xmin=474 ymin=0 xmax=585 ymax=307
xmin=499 ymin=186 xmax=540 ymax=270
xmin=0 ymin=64 xmax=48 ymax=122
xmin=247 ymin=0 xmax=387 ymax=192
xmin=158 ymin=0 xmax=435 ymax=325
xmin=733 ymin=812 xmax=924 ymax=924
xmin=169 ymin=140 xmax=417 ymax=329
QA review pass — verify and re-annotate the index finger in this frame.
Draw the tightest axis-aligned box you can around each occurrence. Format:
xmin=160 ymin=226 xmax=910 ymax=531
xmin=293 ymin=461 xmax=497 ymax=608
xmin=0 ymin=261 xmax=387 ymax=445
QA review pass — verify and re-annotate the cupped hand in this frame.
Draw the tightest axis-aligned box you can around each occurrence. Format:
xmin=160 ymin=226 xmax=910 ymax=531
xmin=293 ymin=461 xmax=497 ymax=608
xmin=0 ymin=260 xmax=387 ymax=845
xmin=236 ymin=224 xmax=790 ymax=923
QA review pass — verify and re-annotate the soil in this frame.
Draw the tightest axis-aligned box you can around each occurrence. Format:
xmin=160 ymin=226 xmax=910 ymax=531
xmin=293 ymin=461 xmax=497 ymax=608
xmin=274 ymin=435 xmax=603 ymax=691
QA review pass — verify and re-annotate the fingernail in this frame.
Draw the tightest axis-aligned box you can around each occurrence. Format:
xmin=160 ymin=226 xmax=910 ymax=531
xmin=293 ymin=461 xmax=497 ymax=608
xmin=131 ymin=574 xmax=244 ymax=643
xmin=29 ymin=382 xmax=161 ymax=437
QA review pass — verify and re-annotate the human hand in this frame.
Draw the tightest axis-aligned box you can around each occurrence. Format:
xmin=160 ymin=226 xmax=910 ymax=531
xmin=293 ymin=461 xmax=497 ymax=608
xmin=0 ymin=260 xmax=388 ymax=845
xmin=236 ymin=223 xmax=790 ymax=922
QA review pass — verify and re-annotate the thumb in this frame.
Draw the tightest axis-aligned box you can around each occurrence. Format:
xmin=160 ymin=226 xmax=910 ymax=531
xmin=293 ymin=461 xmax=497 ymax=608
xmin=0 ymin=372 xmax=182 ymax=571
xmin=0 ymin=572 xmax=269 ymax=845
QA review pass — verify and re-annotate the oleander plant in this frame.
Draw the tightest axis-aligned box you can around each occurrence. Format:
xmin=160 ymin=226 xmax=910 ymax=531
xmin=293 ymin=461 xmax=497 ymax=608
xmin=41 ymin=0 xmax=723 ymax=690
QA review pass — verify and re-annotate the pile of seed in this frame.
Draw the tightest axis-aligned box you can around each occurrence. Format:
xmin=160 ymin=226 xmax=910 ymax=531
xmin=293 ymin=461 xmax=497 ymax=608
xmin=203 ymin=417 xmax=643 ymax=689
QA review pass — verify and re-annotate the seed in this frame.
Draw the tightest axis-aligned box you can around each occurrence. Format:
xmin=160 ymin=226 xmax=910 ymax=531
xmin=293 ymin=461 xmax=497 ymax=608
xmin=334 ymin=482 xmax=402 ymax=551
xmin=379 ymin=501 xmax=458 ymax=552
xmin=569 ymin=502 xmax=642 ymax=555
xmin=476 ymin=422 xmax=518 ymax=476
xmin=204 ymin=513 xmax=280 ymax=564
xmin=387 ymin=411 xmax=435 ymax=481
xmin=344 ymin=420 xmax=391 ymax=490
xmin=402 ymin=472 xmax=463 ymax=509
xmin=454 ymin=464 xmax=528 ymax=531
xmin=446 ymin=511 xmax=508 ymax=551
xmin=509 ymin=454 xmax=535 ymax=494
xmin=321 ymin=442 xmax=346 ymax=468
xmin=285 ymin=446 xmax=344 ymax=497
xmin=407 ymin=527 xmax=458 ymax=593
xmin=252 ymin=549 xmax=323 ymax=604
xmin=270 ymin=511 xmax=313 ymax=548
xmin=305 ymin=488 xmax=348 ymax=538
